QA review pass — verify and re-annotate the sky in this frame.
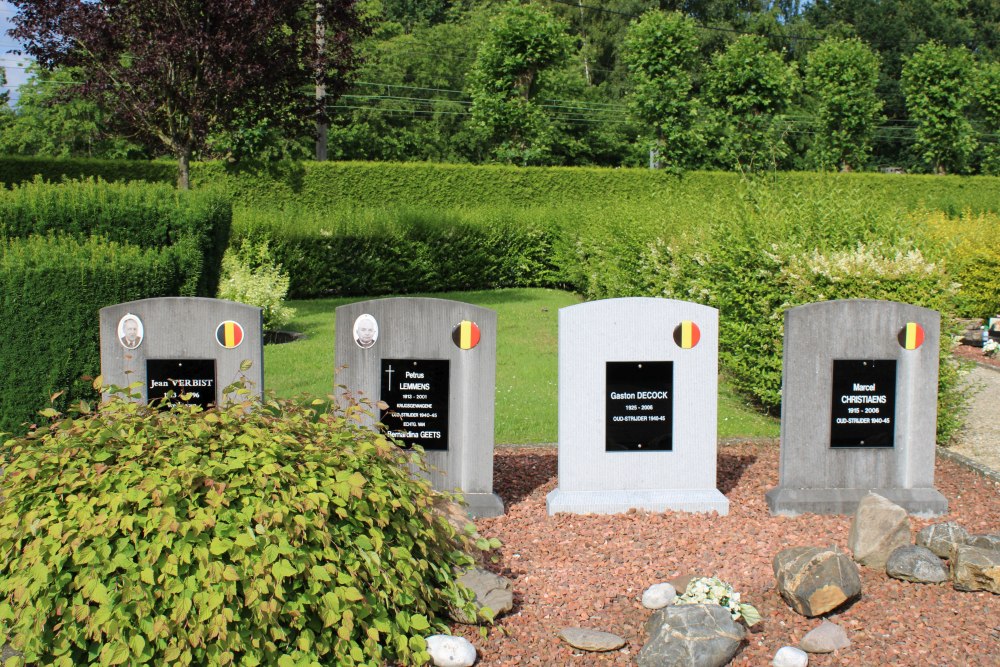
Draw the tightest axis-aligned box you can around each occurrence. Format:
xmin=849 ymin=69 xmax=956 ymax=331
xmin=0 ymin=1 xmax=30 ymax=106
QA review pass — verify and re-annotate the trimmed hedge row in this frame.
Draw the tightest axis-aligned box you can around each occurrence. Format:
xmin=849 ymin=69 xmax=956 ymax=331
xmin=0 ymin=156 xmax=175 ymax=187
xmin=0 ymin=235 xmax=192 ymax=434
xmin=234 ymin=206 xmax=566 ymax=298
xmin=0 ymin=179 xmax=232 ymax=297
xmin=5 ymin=157 xmax=1000 ymax=217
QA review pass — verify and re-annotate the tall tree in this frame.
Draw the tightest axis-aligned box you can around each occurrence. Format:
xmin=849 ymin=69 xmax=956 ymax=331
xmin=622 ymin=10 xmax=701 ymax=169
xmin=804 ymin=36 xmax=882 ymax=171
xmin=9 ymin=0 xmax=367 ymax=188
xmin=0 ymin=63 xmax=144 ymax=158
xmin=976 ymin=61 xmax=1000 ymax=174
xmin=466 ymin=2 xmax=573 ymax=165
xmin=704 ymin=34 xmax=798 ymax=170
xmin=901 ymin=41 xmax=976 ymax=175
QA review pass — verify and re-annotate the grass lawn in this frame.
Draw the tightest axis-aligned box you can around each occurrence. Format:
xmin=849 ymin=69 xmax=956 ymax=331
xmin=264 ymin=288 xmax=778 ymax=443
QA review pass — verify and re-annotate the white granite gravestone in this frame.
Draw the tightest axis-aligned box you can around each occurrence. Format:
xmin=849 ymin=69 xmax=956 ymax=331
xmin=766 ymin=299 xmax=947 ymax=516
xmin=546 ymin=297 xmax=728 ymax=515
xmin=334 ymin=298 xmax=503 ymax=518
xmin=99 ymin=297 xmax=263 ymax=406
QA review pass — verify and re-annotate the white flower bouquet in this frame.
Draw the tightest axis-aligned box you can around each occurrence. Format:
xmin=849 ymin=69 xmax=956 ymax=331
xmin=984 ymin=338 xmax=999 ymax=358
xmin=674 ymin=576 xmax=761 ymax=627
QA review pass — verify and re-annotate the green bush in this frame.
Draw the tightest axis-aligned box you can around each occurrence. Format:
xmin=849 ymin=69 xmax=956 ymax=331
xmin=217 ymin=238 xmax=296 ymax=330
xmin=920 ymin=209 xmax=1000 ymax=319
xmin=0 ymin=156 xmax=175 ymax=188
xmin=232 ymin=205 xmax=564 ymax=298
xmin=0 ymin=235 xmax=192 ymax=435
xmin=0 ymin=178 xmax=232 ymax=297
xmin=0 ymin=386 xmax=493 ymax=666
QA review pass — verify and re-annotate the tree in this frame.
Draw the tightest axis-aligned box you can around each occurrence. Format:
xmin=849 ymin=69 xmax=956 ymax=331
xmin=804 ymin=36 xmax=882 ymax=171
xmin=0 ymin=63 xmax=145 ymax=159
xmin=901 ymin=41 xmax=976 ymax=174
xmin=976 ymin=61 xmax=1000 ymax=174
xmin=704 ymin=35 xmax=798 ymax=170
xmin=466 ymin=2 xmax=573 ymax=165
xmin=622 ymin=10 xmax=701 ymax=170
xmin=9 ymin=0 xmax=366 ymax=188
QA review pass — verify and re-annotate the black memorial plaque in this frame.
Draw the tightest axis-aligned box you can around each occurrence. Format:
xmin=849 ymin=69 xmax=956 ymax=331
xmin=380 ymin=359 xmax=450 ymax=451
xmin=830 ymin=359 xmax=897 ymax=448
xmin=606 ymin=361 xmax=673 ymax=452
xmin=146 ymin=359 xmax=216 ymax=409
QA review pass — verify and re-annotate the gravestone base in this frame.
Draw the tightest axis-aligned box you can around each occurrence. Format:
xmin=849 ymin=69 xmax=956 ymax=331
xmin=462 ymin=493 xmax=505 ymax=519
xmin=765 ymin=486 xmax=947 ymax=517
xmin=546 ymin=488 xmax=729 ymax=516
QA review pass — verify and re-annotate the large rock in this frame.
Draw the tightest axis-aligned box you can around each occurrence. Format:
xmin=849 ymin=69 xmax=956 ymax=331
xmin=848 ymin=493 xmax=912 ymax=569
xmin=886 ymin=545 xmax=949 ymax=584
xmin=966 ymin=534 xmax=1000 ymax=551
xmin=426 ymin=635 xmax=476 ymax=667
xmin=915 ymin=521 xmax=970 ymax=560
xmin=799 ymin=620 xmax=851 ymax=653
xmin=557 ymin=627 xmax=626 ymax=652
xmin=951 ymin=545 xmax=1000 ymax=594
xmin=448 ymin=567 xmax=514 ymax=624
xmin=638 ymin=604 xmax=746 ymax=667
xmin=773 ymin=546 xmax=862 ymax=617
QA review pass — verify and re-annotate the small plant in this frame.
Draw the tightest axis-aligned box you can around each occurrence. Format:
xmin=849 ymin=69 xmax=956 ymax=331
xmin=0 ymin=377 xmax=494 ymax=665
xmin=985 ymin=338 xmax=999 ymax=358
xmin=217 ymin=237 xmax=296 ymax=330
xmin=675 ymin=576 xmax=761 ymax=627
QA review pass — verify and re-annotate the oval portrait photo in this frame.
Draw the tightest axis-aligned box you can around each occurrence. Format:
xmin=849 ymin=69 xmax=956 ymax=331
xmin=353 ymin=313 xmax=379 ymax=349
xmin=118 ymin=313 xmax=144 ymax=350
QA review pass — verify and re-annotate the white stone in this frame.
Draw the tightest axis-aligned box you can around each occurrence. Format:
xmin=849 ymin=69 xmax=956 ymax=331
xmin=641 ymin=582 xmax=677 ymax=609
xmin=426 ymin=634 xmax=477 ymax=667
xmin=773 ymin=645 xmax=809 ymax=667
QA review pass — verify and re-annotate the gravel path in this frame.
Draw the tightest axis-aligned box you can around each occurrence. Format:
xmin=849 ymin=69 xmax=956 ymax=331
xmin=456 ymin=444 xmax=999 ymax=666
xmin=950 ymin=362 xmax=1000 ymax=473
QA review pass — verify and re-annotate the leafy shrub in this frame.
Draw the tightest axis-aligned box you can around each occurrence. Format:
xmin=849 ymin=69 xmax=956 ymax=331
xmin=920 ymin=209 xmax=1000 ymax=318
xmin=0 ymin=178 xmax=231 ymax=297
xmin=0 ymin=235 xmax=191 ymax=435
xmin=0 ymin=383 xmax=493 ymax=665
xmin=217 ymin=238 xmax=296 ymax=330
xmin=0 ymin=156 xmax=175 ymax=188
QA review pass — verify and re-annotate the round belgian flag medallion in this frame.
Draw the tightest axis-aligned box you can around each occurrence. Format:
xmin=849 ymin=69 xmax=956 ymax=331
xmin=452 ymin=320 xmax=481 ymax=350
xmin=216 ymin=320 xmax=245 ymax=349
xmin=898 ymin=322 xmax=924 ymax=350
xmin=672 ymin=320 xmax=701 ymax=349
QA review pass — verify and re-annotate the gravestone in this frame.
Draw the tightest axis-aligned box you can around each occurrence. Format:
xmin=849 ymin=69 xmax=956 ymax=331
xmin=546 ymin=297 xmax=728 ymax=515
xmin=99 ymin=297 xmax=263 ymax=407
xmin=334 ymin=298 xmax=503 ymax=518
xmin=766 ymin=299 xmax=947 ymax=516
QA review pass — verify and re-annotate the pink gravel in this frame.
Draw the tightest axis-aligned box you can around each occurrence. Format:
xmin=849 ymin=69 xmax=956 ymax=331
xmin=452 ymin=442 xmax=1000 ymax=666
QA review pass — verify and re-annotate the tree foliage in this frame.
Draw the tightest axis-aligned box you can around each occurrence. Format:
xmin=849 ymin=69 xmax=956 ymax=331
xmin=9 ymin=0 xmax=366 ymax=188
xmin=705 ymin=35 xmax=798 ymax=170
xmin=0 ymin=64 xmax=145 ymax=159
xmin=623 ymin=10 xmax=702 ymax=169
xmin=901 ymin=41 xmax=977 ymax=174
xmin=975 ymin=60 xmax=1000 ymax=175
xmin=466 ymin=2 xmax=573 ymax=165
xmin=804 ymin=37 xmax=883 ymax=171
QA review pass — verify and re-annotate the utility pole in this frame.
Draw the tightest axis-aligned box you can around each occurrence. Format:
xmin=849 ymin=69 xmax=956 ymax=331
xmin=315 ymin=0 xmax=328 ymax=161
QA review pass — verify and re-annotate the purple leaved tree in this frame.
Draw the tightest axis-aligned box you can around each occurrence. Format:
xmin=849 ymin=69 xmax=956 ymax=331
xmin=9 ymin=0 xmax=366 ymax=188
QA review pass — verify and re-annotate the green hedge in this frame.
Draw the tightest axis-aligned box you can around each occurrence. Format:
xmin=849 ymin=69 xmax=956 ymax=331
xmin=0 ymin=156 xmax=175 ymax=187
xmin=0 ymin=235 xmax=192 ymax=435
xmin=0 ymin=179 xmax=232 ymax=297
xmin=234 ymin=206 xmax=566 ymax=298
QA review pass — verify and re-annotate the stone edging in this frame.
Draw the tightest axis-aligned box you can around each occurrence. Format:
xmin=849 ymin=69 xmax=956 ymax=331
xmin=969 ymin=359 xmax=1000 ymax=373
xmin=936 ymin=447 xmax=1000 ymax=485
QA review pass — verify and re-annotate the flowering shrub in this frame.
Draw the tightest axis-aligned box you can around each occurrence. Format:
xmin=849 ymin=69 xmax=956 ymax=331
xmin=217 ymin=238 xmax=296 ymax=330
xmin=675 ymin=576 xmax=761 ymax=626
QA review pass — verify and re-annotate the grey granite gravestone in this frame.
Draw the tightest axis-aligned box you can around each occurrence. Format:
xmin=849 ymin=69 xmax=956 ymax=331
xmin=766 ymin=299 xmax=947 ymax=516
xmin=99 ymin=297 xmax=263 ymax=406
xmin=546 ymin=297 xmax=728 ymax=515
xmin=334 ymin=298 xmax=503 ymax=518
